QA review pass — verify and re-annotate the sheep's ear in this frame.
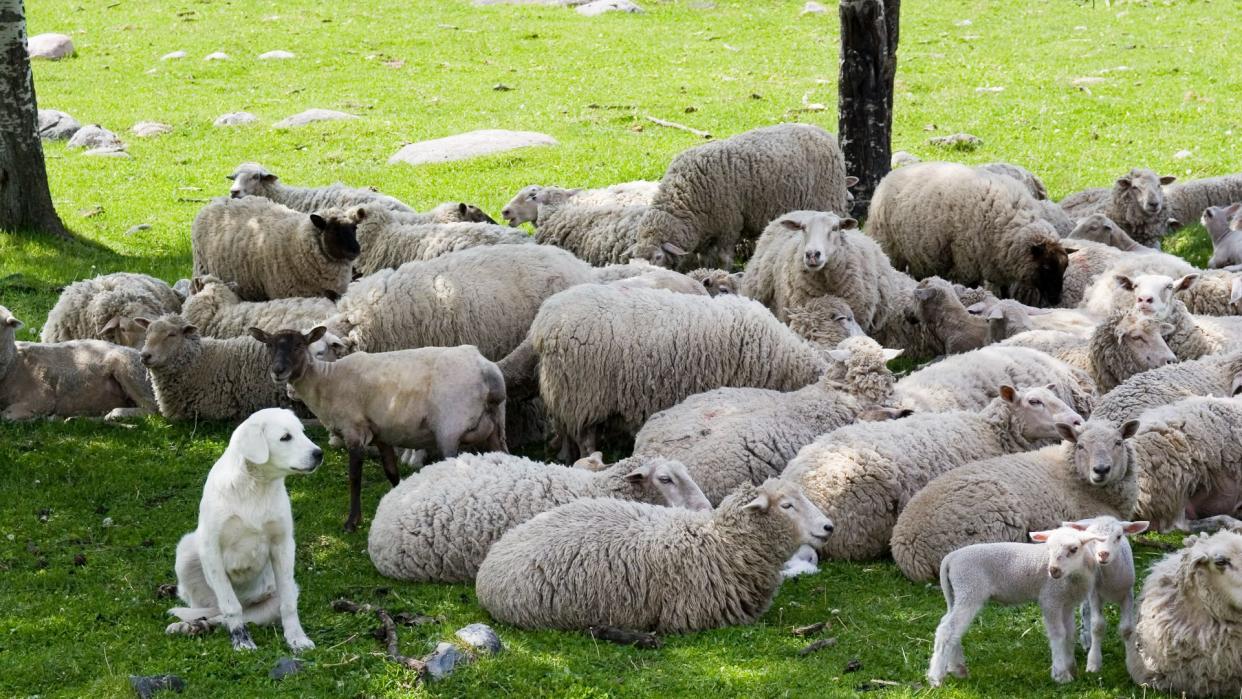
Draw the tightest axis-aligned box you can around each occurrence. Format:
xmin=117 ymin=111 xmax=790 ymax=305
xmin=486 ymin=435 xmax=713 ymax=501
xmin=4 ymin=315 xmax=23 ymax=329
xmin=743 ymin=491 xmax=772 ymax=512
xmin=844 ymin=176 xmax=859 ymax=188
xmin=181 ymin=324 xmax=199 ymax=337
xmin=1225 ymin=203 xmax=1242 ymax=218
xmin=912 ymin=287 xmax=935 ymax=301
xmin=778 ymin=218 xmax=805 ymax=232
xmin=1123 ymin=521 xmax=1150 ymax=535
xmin=1159 ymin=175 xmax=1177 ymax=186
xmin=225 ymin=173 xmax=238 ymax=181
xmin=99 ymin=316 xmax=122 ymax=335
xmin=132 ymin=317 xmax=151 ymax=329
xmin=309 ymin=214 xmax=327 ymax=231
xmin=1175 ymin=273 xmax=1200 ymax=291
xmin=1114 ymin=274 xmax=1135 ymax=291
xmin=353 ymin=206 xmax=367 ymax=222
xmin=1056 ymin=422 xmax=1079 ymax=443
xmin=999 ymin=385 xmax=1018 ymax=403
xmin=1046 ymin=383 xmax=1057 ymax=390
xmin=701 ymin=277 xmax=714 ymax=290
xmin=1029 ymin=530 xmax=1053 ymax=542
xmin=881 ymin=348 xmax=903 ymax=361
xmin=1230 ymin=278 xmax=1242 ymax=306
xmin=305 ymin=326 xmax=328 ymax=344
xmin=1116 ymin=176 xmax=1133 ymax=190
xmin=248 ymin=327 xmax=273 ymax=345
xmin=661 ymin=242 xmax=688 ymax=257
xmin=840 ymin=217 xmax=858 ymax=230
xmin=624 ymin=463 xmax=652 ymax=483
xmin=260 ymin=171 xmax=278 ymax=182
xmin=966 ymin=301 xmax=987 ymax=315
xmin=987 ymin=306 xmax=1005 ymax=320
xmin=1060 ymin=521 xmax=1090 ymax=531
xmin=1121 ymin=419 xmax=1141 ymax=439
xmin=826 ymin=349 xmax=851 ymax=362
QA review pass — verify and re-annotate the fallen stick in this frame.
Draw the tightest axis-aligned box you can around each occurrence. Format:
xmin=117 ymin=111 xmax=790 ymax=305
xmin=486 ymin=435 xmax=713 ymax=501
xmin=645 ymin=116 xmax=711 ymax=139
xmin=792 ymin=622 xmax=826 ymax=637
xmin=587 ymin=625 xmax=663 ymax=649
xmin=798 ymin=637 xmax=837 ymax=656
xmin=375 ymin=608 xmax=427 ymax=673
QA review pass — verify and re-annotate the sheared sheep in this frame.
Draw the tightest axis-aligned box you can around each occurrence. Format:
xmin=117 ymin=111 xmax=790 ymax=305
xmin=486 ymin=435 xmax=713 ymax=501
xmin=226 ymin=162 xmax=415 ymax=214
xmin=500 ymin=181 xmax=658 ymax=227
xmin=1060 ymin=168 xmax=1177 ymax=248
xmin=40 ymin=272 xmax=182 ymax=349
xmin=349 ymin=204 xmax=529 ymax=276
xmin=181 ymin=275 xmax=335 ymax=338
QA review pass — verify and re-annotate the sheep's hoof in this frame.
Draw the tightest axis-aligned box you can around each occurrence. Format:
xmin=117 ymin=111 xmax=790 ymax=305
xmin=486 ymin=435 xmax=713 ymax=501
xmin=952 ymin=664 xmax=969 ymax=679
xmin=1051 ymin=667 xmax=1074 ymax=684
xmin=343 ymin=520 xmax=358 ymax=533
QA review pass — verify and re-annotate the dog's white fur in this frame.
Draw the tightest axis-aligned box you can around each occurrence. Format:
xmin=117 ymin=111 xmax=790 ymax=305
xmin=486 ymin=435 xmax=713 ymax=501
xmin=165 ymin=408 xmax=322 ymax=651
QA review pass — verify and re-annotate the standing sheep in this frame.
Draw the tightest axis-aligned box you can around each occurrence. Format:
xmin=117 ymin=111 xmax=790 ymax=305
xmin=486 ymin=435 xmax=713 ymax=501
xmin=475 ymin=479 xmax=833 ymax=633
xmin=866 ymin=162 xmax=1068 ymax=305
xmin=367 ymin=453 xmax=710 ymax=582
xmin=1060 ymin=168 xmax=1177 ymax=248
xmin=226 ymin=162 xmax=415 ymax=214
xmin=1093 ymin=349 xmax=1242 ymax=424
xmin=181 ymin=276 xmax=335 ymax=338
xmin=632 ymin=123 xmax=850 ymax=270
xmin=349 ymin=204 xmax=529 ymax=276
xmin=1065 ymin=517 xmax=1148 ymax=674
xmin=785 ymin=384 xmax=1083 ymax=561
xmin=500 ymin=181 xmax=658 ymax=226
xmin=40 ymin=272 xmax=182 ymax=349
xmin=890 ymin=419 xmax=1141 ymax=581
xmin=191 ymin=196 xmax=359 ymax=302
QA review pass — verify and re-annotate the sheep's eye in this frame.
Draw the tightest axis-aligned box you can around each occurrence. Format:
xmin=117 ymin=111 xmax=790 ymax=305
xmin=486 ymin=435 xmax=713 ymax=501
xmin=1165 ymin=284 xmax=1174 ymax=291
xmin=280 ymin=433 xmax=292 ymax=442
xmin=527 ymin=193 xmax=536 ymax=200
xmin=834 ymin=315 xmax=848 ymax=322
xmin=1029 ymin=399 xmax=1042 ymax=406
xmin=780 ymin=501 xmax=794 ymax=509
xmin=1115 ymin=440 xmax=1123 ymax=446
xmin=1069 ymin=545 xmax=1078 ymax=554
xmin=657 ymin=476 xmax=673 ymax=484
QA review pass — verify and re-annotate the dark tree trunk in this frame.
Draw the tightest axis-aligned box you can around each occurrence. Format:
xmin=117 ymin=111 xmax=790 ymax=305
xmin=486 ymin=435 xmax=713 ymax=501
xmin=837 ymin=0 xmax=899 ymax=218
xmin=0 ymin=0 xmax=69 ymax=238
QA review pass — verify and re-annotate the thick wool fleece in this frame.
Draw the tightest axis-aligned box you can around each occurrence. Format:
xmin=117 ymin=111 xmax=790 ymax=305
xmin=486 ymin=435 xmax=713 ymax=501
xmin=534 ymin=201 xmax=647 ymax=266
xmin=181 ymin=276 xmax=335 ymax=338
xmin=351 ymin=205 xmax=529 ymax=276
xmin=1094 ymin=350 xmax=1242 ymax=423
xmin=248 ymin=172 xmax=414 ymax=214
xmin=1165 ymin=174 xmax=1242 ymax=229
xmin=1162 ymin=303 xmax=1242 ymax=360
xmin=475 ymin=484 xmax=800 ymax=633
xmin=1176 ymin=270 xmax=1242 ymax=316
xmin=1060 ymin=169 xmax=1172 ymax=248
xmin=892 ymin=346 xmax=1095 ymax=416
xmin=40 ymin=273 xmax=182 ymax=347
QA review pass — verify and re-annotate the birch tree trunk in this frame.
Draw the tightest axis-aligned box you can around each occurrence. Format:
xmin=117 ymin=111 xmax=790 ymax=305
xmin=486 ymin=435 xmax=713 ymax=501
xmin=0 ymin=0 xmax=68 ymax=238
xmin=837 ymin=0 xmax=899 ymax=218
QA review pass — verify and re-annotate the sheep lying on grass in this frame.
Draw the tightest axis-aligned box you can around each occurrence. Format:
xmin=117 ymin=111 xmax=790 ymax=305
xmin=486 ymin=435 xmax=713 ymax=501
xmin=1064 ymin=214 xmax=1148 ymax=250
xmin=40 ymin=272 xmax=183 ymax=349
xmin=181 ymin=275 xmax=335 ymax=338
xmin=226 ymin=162 xmax=415 ymax=214
xmin=1061 ymin=168 xmax=1177 ymax=248
xmin=1094 ymin=349 xmax=1242 ymax=423
xmin=349 ymin=204 xmax=530 ymax=276
xmin=500 ymin=181 xmax=658 ymax=226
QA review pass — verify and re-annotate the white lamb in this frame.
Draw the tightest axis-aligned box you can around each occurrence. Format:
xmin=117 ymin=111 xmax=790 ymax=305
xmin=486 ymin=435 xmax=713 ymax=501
xmin=1062 ymin=516 xmax=1148 ymax=674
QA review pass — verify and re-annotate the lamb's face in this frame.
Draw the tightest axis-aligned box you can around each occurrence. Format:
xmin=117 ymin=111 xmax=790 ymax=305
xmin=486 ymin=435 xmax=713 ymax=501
xmin=1027 ymin=239 xmax=1067 ymax=306
xmin=1117 ymin=168 xmax=1175 ymax=218
xmin=1004 ymin=384 xmax=1083 ymax=442
xmin=136 ymin=316 xmax=198 ymax=369
xmin=745 ymin=479 xmax=834 ymax=547
xmin=698 ymin=270 xmax=740 ymax=297
xmin=1059 ymin=419 xmax=1140 ymax=486
xmin=1064 ymin=517 xmax=1147 ymax=566
xmin=1190 ymin=532 xmax=1242 ymax=612
xmin=309 ymin=211 xmax=362 ymax=262
xmin=1113 ymin=312 xmax=1176 ymax=371
xmin=226 ymin=163 xmax=276 ymax=199
xmin=780 ymin=211 xmax=856 ymax=272
xmin=625 ymin=458 xmax=711 ymax=512
xmin=501 ymin=185 xmax=542 ymax=226
xmin=1116 ymin=273 xmax=1197 ymax=318
xmin=1203 ymin=203 xmax=1242 ymax=245
xmin=1030 ymin=527 xmax=1102 ymax=580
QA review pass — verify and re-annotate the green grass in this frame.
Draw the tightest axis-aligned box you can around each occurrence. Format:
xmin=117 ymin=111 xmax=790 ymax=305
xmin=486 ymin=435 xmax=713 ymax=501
xmin=2 ymin=0 xmax=1238 ymax=696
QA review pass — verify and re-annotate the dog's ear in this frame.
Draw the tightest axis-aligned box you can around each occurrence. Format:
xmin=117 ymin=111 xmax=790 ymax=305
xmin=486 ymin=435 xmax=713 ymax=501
xmin=234 ymin=419 xmax=270 ymax=464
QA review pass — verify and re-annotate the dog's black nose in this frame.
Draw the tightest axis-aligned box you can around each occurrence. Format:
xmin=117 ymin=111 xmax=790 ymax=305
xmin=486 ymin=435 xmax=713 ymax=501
xmin=311 ymin=448 xmax=324 ymax=464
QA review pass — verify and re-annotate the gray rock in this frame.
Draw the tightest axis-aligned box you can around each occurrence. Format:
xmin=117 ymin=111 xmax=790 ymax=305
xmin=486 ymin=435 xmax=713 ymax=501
xmin=84 ymin=147 xmax=130 ymax=158
xmin=161 ymin=51 xmax=186 ymax=60
xmin=423 ymin=642 xmax=467 ymax=681
xmin=38 ymin=109 xmax=82 ymax=140
xmin=213 ymin=112 xmax=259 ymax=127
xmin=258 ymin=50 xmax=295 ymax=60
xmin=28 ymin=33 xmax=74 ymax=60
xmin=802 ymin=1 xmax=827 ymax=14
xmin=928 ymin=132 xmax=982 ymax=150
xmin=132 ymin=122 xmax=172 ymax=138
xmin=273 ymin=109 xmax=359 ymax=128
xmin=577 ymin=0 xmax=643 ymax=15
xmin=204 ymin=52 xmax=230 ymax=61
xmin=891 ymin=150 xmax=921 ymax=168
xmin=268 ymin=657 xmax=304 ymax=680
xmin=388 ymin=129 xmax=556 ymax=166
xmin=172 ymin=279 xmax=192 ymax=301
xmin=128 ymin=674 xmax=185 ymax=698
xmin=68 ymin=125 xmax=124 ymax=151
xmin=455 ymin=623 xmax=502 ymax=655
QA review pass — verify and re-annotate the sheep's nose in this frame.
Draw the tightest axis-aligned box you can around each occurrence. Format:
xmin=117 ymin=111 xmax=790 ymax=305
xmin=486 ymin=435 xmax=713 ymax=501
xmin=805 ymin=250 xmax=823 ymax=264
xmin=1138 ymin=296 xmax=1154 ymax=304
xmin=140 ymin=352 xmax=152 ymax=363
xmin=1093 ymin=465 xmax=1111 ymax=476
xmin=821 ymin=521 xmax=834 ymax=535
xmin=1048 ymin=566 xmax=1062 ymax=579
xmin=1069 ymin=417 xmax=1084 ymax=427
xmin=1098 ymin=551 xmax=1111 ymax=562
xmin=501 ymin=208 xmax=511 ymax=218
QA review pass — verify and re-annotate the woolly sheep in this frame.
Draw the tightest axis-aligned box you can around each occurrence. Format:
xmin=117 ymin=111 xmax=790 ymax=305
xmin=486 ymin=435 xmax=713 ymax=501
xmin=531 ymin=195 xmax=647 ymax=266
xmin=367 ymin=453 xmax=710 ymax=582
xmin=349 ymin=204 xmax=529 ymax=276
xmin=250 ymin=327 xmax=506 ymax=531
xmin=475 ymin=479 xmax=833 ymax=633
xmin=1175 ymin=269 xmax=1242 ymax=316
xmin=40 ymin=272 xmax=182 ymax=349
xmin=784 ymin=385 xmax=1083 ymax=561
xmin=1061 ymin=168 xmax=1177 ymax=248
xmin=632 ymin=337 xmax=903 ymax=505
xmin=632 ymin=123 xmax=850 ymax=270
xmin=1128 ymin=530 xmax=1242 ymax=697
xmin=181 ymin=275 xmax=335 ymax=338
xmin=1162 ymin=303 xmax=1242 ymax=360
xmin=1094 ymin=349 xmax=1242 ymax=424
xmin=686 ymin=268 xmax=743 ymax=297
xmin=0 ymin=306 xmax=156 ymax=420
xmin=867 ymin=162 xmax=1068 ymax=305
xmin=891 ymin=419 xmax=1142 ymax=581
xmin=529 ymin=284 xmax=828 ymax=459
xmin=1165 ymin=174 xmax=1242 ymax=230
xmin=191 ymin=196 xmax=360 ymax=301
xmin=1058 ymin=239 xmax=1191 ymax=310
xmin=500 ymin=181 xmax=658 ymax=227
xmin=785 ymin=295 xmax=866 ymax=349
xmin=325 ymin=244 xmax=595 ymax=360
xmin=927 ymin=527 xmax=1105 ymax=686
xmin=1064 ymin=516 xmax=1148 ymax=674
xmin=978 ymin=301 xmax=1097 ymax=342
xmin=595 ymin=263 xmax=709 ymax=296
xmin=977 ymin=162 xmax=1049 ymax=200
xmin=1081 ymin=261 xmax=1197 ymax=318
xmin=226 ymin=162 xmax=415 ymax=214
xmin=392 ymin=201 xmax=497 ymax=226
xmin=1064 ymin=214 xmax=1147 ymax=250
xmin=1205 ymin=203 xmax=1242 ymax=269
xmin=136 ymin=314 xmax=297 ymax=421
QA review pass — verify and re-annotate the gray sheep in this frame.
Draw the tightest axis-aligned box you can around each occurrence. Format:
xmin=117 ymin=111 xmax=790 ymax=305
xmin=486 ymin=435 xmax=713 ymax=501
xmin=632 ymin=123 xmax=850 ymax=270
xmin=1060 ymin=168 xmax=1177 ymax=248
xmin=785 ymin=295 xmax=865 ymax=349
xmin=686 ymin=268 xmax=743 ymax=297
xmin=350 ymin=204 xmax=529 ymax=276
xmin=226 ymin=162 xmax=415 ymax=214
xmin=531 ymin=190 xmax=646 ymax=266
xmin=40 ymin=272 xmax=182 ymax=349
xmin=1165 ymin=173 xmax=1242 ymax=230
xmin=367 ymin=453 xmax=710 ymax=582
xmin=1205 ymin=203 xmax=1242 ymax=269
xmin=1093 ymin=350 xmax=1242 ymax=424
xmin=1065 ymin=213 xmax=1148 ymax=250
xmin=181 ymin=275 xmax=335 ymax=338
xmin=500 ymin=181 xmax=658 ymax=227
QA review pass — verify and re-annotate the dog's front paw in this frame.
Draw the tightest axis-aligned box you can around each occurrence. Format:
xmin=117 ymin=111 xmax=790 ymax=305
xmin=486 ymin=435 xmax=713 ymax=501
xmin=230 ymin=625 xmax=257 ymax=651
xmin=166 ymin=618 xmax=211 ymax=636
xmin=286 ymin=634 xmax=315 ymax=652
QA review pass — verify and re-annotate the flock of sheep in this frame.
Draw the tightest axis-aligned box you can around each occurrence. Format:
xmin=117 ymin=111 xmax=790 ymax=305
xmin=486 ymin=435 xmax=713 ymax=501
xmin=6 ymin=121 xmax=1242 ymax=694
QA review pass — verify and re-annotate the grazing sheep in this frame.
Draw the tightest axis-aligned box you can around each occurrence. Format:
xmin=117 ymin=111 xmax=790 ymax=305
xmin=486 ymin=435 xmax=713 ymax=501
xmin=251 ymin=327 xmax=506 ymax=531
xmin=785 ymin=384 xmax=1083 ymax=561
xmin=181 ymin=276 xmax=335 ymax=339
xmin=1165 ymin=174 xmax=1242 ymax=230
xmin=500 ymin=181 xmax=658 ymax=226
xmin=686 ymin=268 xmax=743 ymax=297
xmin=927 ymin=527 xmax=1105 ymax=686
xmin=785 ymin=295 xmax=866 ymax=349
xmin=529 ymin=284 xmax=828 ymax=459
xmin=1205 ymin=203 xmax=1242 ymax=269
xmin=1128 ymin=530 xmax=1242 ymax=697
xmin=531 ymin=195 xmax=648 ymax=266
xmin=226 ymin=162 xmax=415 ymax=213
xmin=1094 ymin=350 xmax=1242 ymax=424
xmin=40 ymin=272 xmax=183 ymax=349
xmin=1060 ymin=168 xmax=1177 ymax=248
xmin=475 ymin=479 xmax=833 ymax=633
xmin=891 ymin=419 xmax=1141 ymax=581
xmin=191 ymin=196 xmax=359 ymax=301
xmin=136 ymin=314 xmax=296 ymax=421
xmin=349 ymin=204 xmax=529 ymax=276
xmin=1064 ymin=214 xmax=1147 ymax=250
xmin=632 ymin=337 xmax=903 ymax=505
xmin=367 ymin=453 xmax=710 ymax=582
xmin=325 ymin=244 xmax=595 ymax=360
xmin=866 ymin=162 xmax=1068 ymax=305
xmin=1064 ymin=517 xmax=1147 ymax=674
xmin=892 ymin=345 xmax=1096 ymax=416
xmin=0 ymin=306 xmax=156 ymax=420
xmin=632 ymin=123 xmax=850 ymax=270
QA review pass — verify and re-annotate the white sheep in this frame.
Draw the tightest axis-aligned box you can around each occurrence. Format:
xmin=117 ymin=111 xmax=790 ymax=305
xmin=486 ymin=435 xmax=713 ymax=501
xmin=392 ymin=201 xmax=497 ymax=226
xmin=632 ymin=123 xmax=850 ymax=270
xmin=40 ymin=272 xmax=183 ymax=349
xmin=1176 ymin=269 xmax=1242 ymax=316
xmin=500 ymin=181 xmax=658 ymax=226
xmin=866 ymin=162 xmax=1068 ymax=306
xmin=1165 ymin=173 xmax=1242 ymax=230
xmin=1060 ymin=168 xmax=1178 ymax=248
xmin=349 ymin=204 xmax=530 ymax=276
xmin=785 ymin=384 xmax=1083 ymax=561
xmin=891 ymin=419 xmax=1141 ymax=581
xmin=181 ymin=275 xmax=335 ymax=338
xmin=367 ymin=452 xmax=710 ymax=582
xmin=593 ymin=262 xmax=710 ymax=296
xmin=530 ymin=191 xmax=647 ymax=266
xmin=977 ymin=300 xmax=1096 ymax=341
xmin=191 ymin=196 xmax=359 ymax=301
xmin=1063 ymin=516 xmax=1148 ymax=673
xmin=226 ymin=162 xmax=415 ymax=213
xmin=927 ymin=526 xmax=1106 ymax=686
xmin=686 ymin=268 xmax=743 ymax=297
xmin=1058 ymin=239 xmax=1192 ymax=310
xmin=1093 ymin=349 xmax=1242 ymax=424
xmin=475 ymin=479 xmax=833 ymax=633
xmin=1064 ymin=214 xmax=1148 ymax=250
xmin=0 ymin=305 xmax=156 ymax=420
xmin=785 ymin=295 xmax=866 ymax=349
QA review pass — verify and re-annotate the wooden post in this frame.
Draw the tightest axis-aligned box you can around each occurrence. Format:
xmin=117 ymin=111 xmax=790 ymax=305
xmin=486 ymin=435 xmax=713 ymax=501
xmin=837 ymin=0 xmax=899 ymax=218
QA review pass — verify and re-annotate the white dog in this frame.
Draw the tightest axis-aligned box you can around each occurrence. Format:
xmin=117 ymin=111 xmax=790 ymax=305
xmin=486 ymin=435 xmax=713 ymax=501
xmin=165 ymin=408 xmax=321 ymax=651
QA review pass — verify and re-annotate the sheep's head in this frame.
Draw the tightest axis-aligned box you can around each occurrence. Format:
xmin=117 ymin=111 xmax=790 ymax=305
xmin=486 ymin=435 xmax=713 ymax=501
xmin=1067 ymin=214 xmax=1128 ymax=247
xmin=787 ymin=295 xmax=864 ymax=349
xmin=309 ymin=209 xmax=362 ymax=262
xmin=1062 ymin=516 xmax=1148 ymax=566
xmin=98 ymin=316 xmax=151 ymax=349
xmin=825 ymin=336 xmax=902 ymax=404
xmin=692 ymin=269 xmax=742 ymax=297
xmin=188 ymin=274 xmax=241 ymax=303
xmin=776 ymin=210 xmax=857 ymax=272
xmin=1030 ymin=527 xmax=1105 ymax=580
xmin=309 ymin=329 xmax=348 ymax=362
xmin=501 ymin=185 xmax=544 ymax=226
xmin=458 ymin=203 xmax=496 ymax=224
xmin=622 ymin=457 xmax=711 ymax=512
xmin=910 ymin=277 xmax=987 ymax=353
xmin=1184 ymin=531 xmax=1242 ymax=614
xmin=633 ymin=209 xmax=692 ymax=269
xmin=0 ymin=306 xmax=22 ymax=333
xmin=250 ymin=326 xmax=325 ymax=384
xmin=1027 ymin=239 xmax=1067 ymax=306
xmin=1112 ymin=310 xmax=1176 ymax=371
xmin=1115 ymin=273 xmax=1198 ymax=318
xmin=1058 ymin=418 xmax=1140 ymax=487
xmin=1116 ymin=168 xmax=1176 ymax=218
xmin=744 ymin=479 xmax=834 ymax=548
xmin=135 ymin=315 xmax=199 ymax=369
xmin=226 ymin=162 xmax=276 ymax=198
xmin=1003 ymin=384 xmax=1083 ymax=442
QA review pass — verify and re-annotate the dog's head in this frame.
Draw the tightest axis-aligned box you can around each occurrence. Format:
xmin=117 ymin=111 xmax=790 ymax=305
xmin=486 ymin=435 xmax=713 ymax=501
xmin=230 ymin=408 xmax=322 ymax=476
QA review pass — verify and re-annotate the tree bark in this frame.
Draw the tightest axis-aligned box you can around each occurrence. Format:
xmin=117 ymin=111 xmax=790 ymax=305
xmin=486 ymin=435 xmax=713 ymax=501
xmin=0 ymin=0 xmax=69 ymax=238
xmin=837 ymin=0 xmax=899 ymax=218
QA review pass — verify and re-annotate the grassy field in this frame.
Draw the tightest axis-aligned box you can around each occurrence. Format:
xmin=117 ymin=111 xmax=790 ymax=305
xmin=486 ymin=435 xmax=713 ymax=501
xmin=2 ymin=0 xmax=1238 ymax=696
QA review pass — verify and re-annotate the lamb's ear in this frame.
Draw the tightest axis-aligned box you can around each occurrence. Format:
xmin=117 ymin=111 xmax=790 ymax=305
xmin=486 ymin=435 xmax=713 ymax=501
xmin=99 ymin=317 xmax=122 ymax=335
xmin=839 ymin=217 xmax=858 ymax=230
xmin=844 ymin=176 xmax=859 ymax=188
xmin=1121 ymin=419 xmax=1141 ymax=439
xmin=881 ymin=348 xmax=904 ymax=361
xmin=305 ymin=326 xmax=328 ymax=344
xmin=743 ymin=491 xmax=772 ymax=513
xmin=1230 ymin=278 xmax=1242 ymax=306
xmin=999 ymin=385 xmax=1018 ymax=403
xmin=248 ymin=327 xmax=273 ymax=345
xmin=1175 ymin=273 xmax=1200 ymax=291
xmin=132 ymin=317 xmax=151 ymax=329
xmin=1056 ymin=422 xmax=1080 ymax=443
xmin=1046 ymin=383 xmax=1057 ymax=390
xmin=1060 ymin=521 xmax=1090 ymax=531
xmin=661 ymin=242 xmax=688 ymax=257
xmin=234 ymin=420 xmax=270 ymax=465
xmin=1159 ymin=175 xmax=1177 ymax=186
xmin=225 ymin=173 xmax=238 ymax=181
xmin=624 ymin=463 xmax=653 ymax=483
xmin=1114 ymin=274 xmax=1135 ymax=291
xmin=1029 ymin=530 xmax=1054 ymax=542
xmin=1225 ymin=203 xmax=1242 ymax=218
xmin=826 ymin=349 xmax=851 ymax=362
xmin=309 ymin=214 xmax=328 ymax=231
xmin=778 ymin=217 xmax=805 ymax=232
xmin=1123 ymin=521 xmax=1150 ymax=535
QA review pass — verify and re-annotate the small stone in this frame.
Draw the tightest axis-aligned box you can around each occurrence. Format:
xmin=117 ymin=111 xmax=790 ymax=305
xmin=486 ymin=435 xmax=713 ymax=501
xmin=493 ymin=83 xmax=513 ymax=92
xmin=844 ymin=658 xmax=863 ymax=673
xmin=1072 ymin=76 xmax=1106 ymax=86
xmin=455 ymin=623 xmax=503 ymax=655
xmin=974 ymin=86 xmax=1004 ymax=94
xmin=388 ymin=129 xmax=556 ymax=166
xmin=28 ymin=33 xmax=75 ymax=60
xmin=258 ymin=50 xmax=295 ymax=60
xmin=577 ymin=0 xmax=643 ymax=15
xmin=1173 ymin=149 xmax=1193 ymax=160
xmin=953 ymin=19 xmax=972 ymax=27
xmin=38 ymin=109 xmax=82 ymax=140
xmin=68 ymin=125 xmax=124 ymax=151
xmin=423 ymin=642 xmax=466 ymax=681
xmin=85 ymin=147 xmax=131 ymax=158
xmin=125 ymin=224 xmax=152 ymax=236
xmin=891 ymin=150 xmax=920 ymax=168
xmin=131 ymin=122 xmax=172 ymax=138
xmin=204 ymin=52 xmax=230 ymax=61
xmin=801 ymin=1 xmax=827 ymax=15
xmin=160 ymin=51 xmax=186 ymax=60
xmin=273 ymin=109 xmax=359 ymax=128
xmin=928 ymin=132 xmax=982 ymax=150
xmin=213 ymin=112 xmax=259 ymax=127
xmin=268 ymin=658 xmax=303 ymax=680
xmin=128 ymin=674 xmax=185 ymax=699
xmin=101 ymin=516 xmax=114 ymax=527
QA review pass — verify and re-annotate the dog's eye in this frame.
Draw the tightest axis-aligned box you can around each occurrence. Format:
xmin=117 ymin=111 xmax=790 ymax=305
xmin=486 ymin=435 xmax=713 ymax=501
xmin=280 ymin=433 xmax=292 ymax=442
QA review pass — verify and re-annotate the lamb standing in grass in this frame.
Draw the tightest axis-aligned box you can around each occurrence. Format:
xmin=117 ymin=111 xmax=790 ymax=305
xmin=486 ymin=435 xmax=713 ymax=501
xmin=181 ymin=276 xmax=335 ymax=338
xmin=367 ymin=453 xmax=710 ymax=582
xmin=40 ymin=272 xmax=183 ymax=349
xmin=1063 ymin=516 xmax=1148 ymax=673
xmin=500 ymin=181 xmax=658 ymax=227
xmin=475 ymin=479 xmax=833 ymax=633
xmin=785 ymin=385 xmax=1083 ymax=560
xmin=1060 ymin=168 xmax=1177 ymax=248
xmin=927 ymin=527 xmax=1106 ymax=686
xmin=349 ymin=204 xmax=529 ymax=276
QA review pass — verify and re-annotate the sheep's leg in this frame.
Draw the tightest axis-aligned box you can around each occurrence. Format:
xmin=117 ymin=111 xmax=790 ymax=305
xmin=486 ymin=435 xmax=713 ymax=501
xmin=928 ymin=597 xmax=982 ymax=685
xmin=1077 ymin=598 xmax=1091 ymax=651
xmin=1045 ymin=604 xmax=1076 ymax=683
xmin=1086 ymin=591 xmax=1106 ymax=672
xmin=1117 ymin=591 xmax=1136 ymax=641
xmin=344 ymin=446 xmax=365 ymax=533
xmin=376 ymin=442 xmax=401 ymax=487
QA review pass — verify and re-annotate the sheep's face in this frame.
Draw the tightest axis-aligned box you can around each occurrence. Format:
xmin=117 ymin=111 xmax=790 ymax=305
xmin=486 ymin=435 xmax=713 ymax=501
xmin=826 ymin=337 xmax=901 ymax=399
xmin=1063 ymin=517 xmax=1147 ymax=566
xmin=624 ymin=458 xmax=712 ymax=511
xmin=1058 ymin=419 xmax=1140 ymax=486
xmin=779 ymin=211 xmax=857 ymax=272
xmin=309 ymin=212 xmax=361 ymax=262
xmin=1030 ymin=527 xmax=1104 ymax=580
xmin=250 ymin=327 xmax=323 ymax=384
xmin=98 ymin=315 xmax=150 ymax=349
xmin=1203 ymin=203 xmax=1242 ymax=245
xmin=226 ymin=163 xmax=276 ymax=198
xmin=1189 ymin=532 xmax=1242 ymax=612
xmin=744 ymin=479 xmax=834 ymax=547
xmin=697 ymin=270 xmax=741 ymax=297
xmin=1002 ymin=384 xmax=1083 ymax=442
xmin=1114 ymin=312 xmax=1176 ymax=371
xmin=458 ymin=203 xmax=496 ymax=225
xmin=1068 ymin=214 xmax=1126 ymax=246
xmin=985 ymin=303 xmax=1032 ymax=342
xmin=1028 ymin=240 xmax=1067 ymax=306
xmin=136 ymin=316 xmax=198 ymax=369
xmin=501 ymin=185 xmax=547 ymax=226
xmin=1116 ymin=273 xmax=1198 ymax=318
xmin=1117 ymin=168 xmax=1175 ymax=218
